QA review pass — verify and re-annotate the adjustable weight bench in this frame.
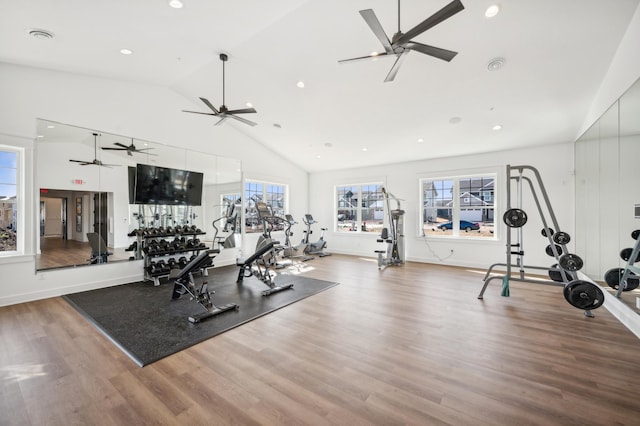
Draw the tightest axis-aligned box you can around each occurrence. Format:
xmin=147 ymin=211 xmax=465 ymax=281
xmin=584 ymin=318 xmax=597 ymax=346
xmin=236 ymin=241 xmax=294 ymax=296
xmin=170 ymin=249 xmax=238 ymax=323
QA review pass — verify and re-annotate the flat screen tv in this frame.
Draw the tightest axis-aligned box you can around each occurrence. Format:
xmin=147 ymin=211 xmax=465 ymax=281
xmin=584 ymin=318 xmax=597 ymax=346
xmin=133 ymin=164 xmax=203 ymax=206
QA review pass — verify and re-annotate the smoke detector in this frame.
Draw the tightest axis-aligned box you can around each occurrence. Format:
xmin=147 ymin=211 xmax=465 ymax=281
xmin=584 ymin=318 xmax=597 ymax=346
xmin=28 ymin=29 xmax=54 ymax=39
xmin=487 ymin=58 xmax=505 ymax=71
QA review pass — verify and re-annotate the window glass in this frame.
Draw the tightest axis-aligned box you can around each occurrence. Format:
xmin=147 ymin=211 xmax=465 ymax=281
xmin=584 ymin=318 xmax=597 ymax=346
xmin=244 ymin=180 xmax=286 ymax=233
xmin=0 ymin=149 xmax=18 ymax=253
xmin=422 ymin=175 xmax=495 ymax=238
xmin=336 ymin=183 xmax=383 ymax=233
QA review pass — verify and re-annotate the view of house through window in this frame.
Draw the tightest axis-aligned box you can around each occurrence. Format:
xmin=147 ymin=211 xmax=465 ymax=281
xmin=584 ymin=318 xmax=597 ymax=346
xmin=421 ymin=175 xmax=495 ymax=238
xmin=0 ymin=148 xmax=18 ymax=252
xmin=336 ymin=183 xmax=384 ymax=233
xmin=244 ymin=180 xmax=286 ymax=234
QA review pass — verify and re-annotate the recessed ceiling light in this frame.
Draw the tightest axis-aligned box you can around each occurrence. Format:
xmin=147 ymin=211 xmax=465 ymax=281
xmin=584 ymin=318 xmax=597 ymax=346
xmin=492 ymin=124 xmax=503 ymax=131
xmin=417 ymin=138 xmax=424 ymax=143
xmin=449 ymin=117 xmax=462 ymax=124
xmin=120 ymin=48 xmax=133 ymax=55
xmin=36 ymin=135 xmax=44 ymax=138
xmin=485 ymin=4 xmax=501 ymax=18
xmin=487 ymin=57 xmax=505 ymax=71
xmin=315 ymin=155 xmax=321 ymax=159
xmin=169 ymin=0 xmax=184 ymax=8
xmin=246 ymin=102 xmax=253 ymax=108
xmin=296 ymin=81 xmax=305 ymax=88
xmin=28 ymin=29 xmax=54 ymax=39
xmin=361 ymin=147 xmax=368 ymax=152
xmin=47 ymin=125 xmax=55 ymax=129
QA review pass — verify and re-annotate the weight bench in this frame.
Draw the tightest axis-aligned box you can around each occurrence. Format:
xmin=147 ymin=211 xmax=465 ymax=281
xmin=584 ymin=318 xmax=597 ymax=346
xmin=170 ymin=249 xmax=238 ymax=323
xmin=236 ymin=241 xmax=294 ymax=296
xmin=87 ymin=232 xmax=112 ymax=264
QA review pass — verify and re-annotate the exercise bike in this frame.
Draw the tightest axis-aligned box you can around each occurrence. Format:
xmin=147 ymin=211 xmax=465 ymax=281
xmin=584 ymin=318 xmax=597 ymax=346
xmin=253 ymin=202 xmax=284 ymax=268
xmin=302 ymin=214 xmax=331 ymax=257
xmin=281 ymin=214 xmax=314 ymax=261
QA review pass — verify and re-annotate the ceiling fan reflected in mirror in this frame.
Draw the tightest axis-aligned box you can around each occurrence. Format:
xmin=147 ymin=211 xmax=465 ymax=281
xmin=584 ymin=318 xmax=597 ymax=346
xmin=338 ymin=0 xmax=465 ymax=82
xmin=101 ymin=138 xmax=156 ymax=156
xmin=69 ymin=133 xmax=121 ymax=167
xmin=183 ymin=53 xmax=258 ymax=127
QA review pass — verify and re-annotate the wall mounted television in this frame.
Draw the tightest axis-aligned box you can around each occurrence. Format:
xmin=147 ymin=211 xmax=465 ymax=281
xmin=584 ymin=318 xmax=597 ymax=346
xmin=133 ymin=163 xmax=203 ymax=206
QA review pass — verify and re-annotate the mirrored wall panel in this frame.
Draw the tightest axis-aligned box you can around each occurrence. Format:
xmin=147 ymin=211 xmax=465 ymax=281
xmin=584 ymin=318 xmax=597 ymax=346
xmin=575 ymin=77 xmax=640 ymax=313
xmin=35 ymin=119 xmax=242 ymax=271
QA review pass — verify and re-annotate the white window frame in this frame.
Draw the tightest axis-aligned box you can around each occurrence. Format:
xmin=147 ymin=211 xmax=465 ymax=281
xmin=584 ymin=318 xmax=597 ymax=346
xmin=335 ymin=182 xmax=384 ymax=234
xmin=244 ymin=179 xmax=287 ymax=234
xmin=419 ymin=172 xmax=497 ymax=240
xmin=0 ymin=144 xmax=24 ymax=258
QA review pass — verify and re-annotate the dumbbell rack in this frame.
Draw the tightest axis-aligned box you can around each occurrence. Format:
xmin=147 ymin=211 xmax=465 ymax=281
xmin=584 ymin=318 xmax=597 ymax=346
xmin=615 ymin=235 xmax=640 ymax=298
xmin=140 ymin=227 xmax=208 ymax=286
xmin=478 ymin=165 xmax=603 ymax=317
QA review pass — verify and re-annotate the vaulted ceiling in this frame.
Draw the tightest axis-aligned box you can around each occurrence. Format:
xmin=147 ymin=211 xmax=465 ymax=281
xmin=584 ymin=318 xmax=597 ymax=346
xmin=1 ymin=0 xmax=639 ymax=172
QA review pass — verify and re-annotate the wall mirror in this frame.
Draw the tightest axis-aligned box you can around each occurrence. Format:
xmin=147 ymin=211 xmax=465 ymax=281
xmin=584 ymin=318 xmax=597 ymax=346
xmin=35 ymin=119 xmax=242 ymax=271
xmin=575 ymin=76 xmax=640 ymax=313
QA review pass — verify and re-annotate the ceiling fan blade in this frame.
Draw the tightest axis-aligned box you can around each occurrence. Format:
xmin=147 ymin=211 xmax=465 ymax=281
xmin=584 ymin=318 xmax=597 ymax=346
xmin=338 ymin=52 xmax=391 ymax=64
xmin=100 ymin=147 xmax=126 ymax=151
xmin=227 ymin=114 xmax=258 ymax=127
xmin=182 ymin=110 xmax=218 ymax=116
xmin=214 ymin=117 xmax=227 ymax=126
xmin=359 ymin=9 xmax=393 ymax=54
xmin=384 ymin=51 xmax=409 ymax=82
xmin=225 ymin=108 xmax=257 ymax=115
xmin=69 ymin=159 xmax=89 ymax=164
xmin=395 ymin=0 xmax=465 ymax=46
xmin=114 ymin=142 xmax=130 ymax=149
xmin=405 ymin=42 xmax=458 ymax=62
xmin=199 ymin=97 xmax=220 ymax=114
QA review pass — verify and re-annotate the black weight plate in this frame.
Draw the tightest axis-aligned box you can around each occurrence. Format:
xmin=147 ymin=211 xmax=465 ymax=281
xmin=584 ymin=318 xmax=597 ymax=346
xmin=548 ymin=264 xmax=564 ymax=282
xmin=503 ymin=208 xmax=528 ymax=228
xmin=620 ymin=248 xmax=640 ymax=263
xmin=559 ymin=253 xmax=583 ymax=271
xmin=604 ymin=268 xmax=640 ymax=291
xmin=632 ymin=230 xmax=640 ymax=241
xmin=541 ymin=227 xmax=555 ymax=237
xmin=545 ymin=244 xmax=563 ymax=257
xmin=563 ymin=280 xmax=605 ymax=310
xmin=552 ymin=231 xmax=571 ymax=245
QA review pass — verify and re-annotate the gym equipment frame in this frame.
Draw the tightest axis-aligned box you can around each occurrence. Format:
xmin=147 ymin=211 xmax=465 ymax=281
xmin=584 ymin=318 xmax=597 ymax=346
xmin=375 ymin=187 xmax=405 ymax=269
xmin=478 ymin=165 xmax=604 ymax=317
xmin=170 ymin=249 xmax=239 ymax=324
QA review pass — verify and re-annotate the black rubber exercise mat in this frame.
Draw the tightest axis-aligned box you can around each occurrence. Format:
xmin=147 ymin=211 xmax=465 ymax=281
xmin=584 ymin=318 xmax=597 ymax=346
xmin=64 ymin=265 xmax=338 ymax=366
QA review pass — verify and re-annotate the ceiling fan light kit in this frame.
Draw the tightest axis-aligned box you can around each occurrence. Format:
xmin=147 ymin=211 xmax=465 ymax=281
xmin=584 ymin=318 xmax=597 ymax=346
xmin=338 ymin=0 xmax=465 ymax=82
xmin=182 ymin=53 xmax=258 ymax=126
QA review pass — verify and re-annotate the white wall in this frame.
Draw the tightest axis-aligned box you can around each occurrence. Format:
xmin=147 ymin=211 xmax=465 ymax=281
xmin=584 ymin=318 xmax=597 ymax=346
xmin=0 ymin=62 xmax=308 ymax=306
xmin=310 ymin=143 xmax=576 ymax=271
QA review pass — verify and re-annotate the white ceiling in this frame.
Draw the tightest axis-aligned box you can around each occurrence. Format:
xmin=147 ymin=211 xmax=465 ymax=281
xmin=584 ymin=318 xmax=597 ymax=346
xmin=1 ymin=0 xmax=639 ymax=172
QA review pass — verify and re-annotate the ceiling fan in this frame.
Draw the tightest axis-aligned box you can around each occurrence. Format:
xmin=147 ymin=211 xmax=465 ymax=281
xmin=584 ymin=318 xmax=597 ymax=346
xmin=101 ymin=138 xmax=156 ymax=156
xmin=183 ymin=53 xmax=257 ymax=127
xmin=338 ymin=0 xmax=465 ymax=82
xmin=69 ymin=133 xmax=121 ymax=167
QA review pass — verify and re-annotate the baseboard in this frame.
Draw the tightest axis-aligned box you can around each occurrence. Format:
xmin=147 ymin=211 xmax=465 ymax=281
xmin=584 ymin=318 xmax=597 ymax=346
xmin=0 ymin=274 xmax=143 ymax=307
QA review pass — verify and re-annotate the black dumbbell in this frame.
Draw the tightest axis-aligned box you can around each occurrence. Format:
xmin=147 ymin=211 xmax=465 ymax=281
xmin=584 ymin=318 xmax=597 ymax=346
xmin=178 ymin=256 xmax=188 ymax=268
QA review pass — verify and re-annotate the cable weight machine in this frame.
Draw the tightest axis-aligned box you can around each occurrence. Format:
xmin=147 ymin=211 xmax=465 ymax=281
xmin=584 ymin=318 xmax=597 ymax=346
xmin=478 ymin=165 xmax=604 ymax=317
xmin=375 ymin=187 xmax=405 ymax=269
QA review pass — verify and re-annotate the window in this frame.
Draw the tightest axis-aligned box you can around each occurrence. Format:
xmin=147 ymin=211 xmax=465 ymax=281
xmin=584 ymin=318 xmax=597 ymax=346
xmin=244 ymin=180 xmax=286 ymax=234
xmin=336 ymin=183 xmax=384 ymax=233
xmin=421 ymin=175 xmax=495 ymax=238
xmin=0 ymin=147 xmax=18 ymax=253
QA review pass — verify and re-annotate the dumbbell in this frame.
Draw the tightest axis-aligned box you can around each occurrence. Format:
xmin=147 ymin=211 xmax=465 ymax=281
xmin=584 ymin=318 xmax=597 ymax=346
xmin=168 ymin=258 xmax=178 ymax=270
xmin=178 ymin=256 xmax=188 ymax=269
xmin=147 ymin=261 xmax=158 ymax=274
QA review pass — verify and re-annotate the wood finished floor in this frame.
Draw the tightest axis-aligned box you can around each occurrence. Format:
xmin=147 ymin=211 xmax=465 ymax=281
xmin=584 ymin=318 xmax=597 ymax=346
xmin=2 ymin=254 xmax=640 ymax=425
xmin=36 ymin=237 xmax=131 ymax=270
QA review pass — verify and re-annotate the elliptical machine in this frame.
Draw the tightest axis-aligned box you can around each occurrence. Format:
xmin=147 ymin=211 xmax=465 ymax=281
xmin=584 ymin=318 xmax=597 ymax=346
xmin=281 ymin=214 xmax=314 ymax=261
xmin=254 ymin=202 xmax=284 ymax=268
xmin=212 ymin=199 xmax=239 ymax=249
xmin=302 ymin=214 xmax=331 ymax=257
xmin=375 ymin=187 xmax=405 ymax=269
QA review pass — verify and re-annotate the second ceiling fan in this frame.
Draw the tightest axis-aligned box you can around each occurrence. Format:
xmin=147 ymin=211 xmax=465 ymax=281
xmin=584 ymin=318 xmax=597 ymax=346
xmin=183 ymin=53 xmax=257 ymax=127
xmin=339 ymin=0 xmax=465 ymax=82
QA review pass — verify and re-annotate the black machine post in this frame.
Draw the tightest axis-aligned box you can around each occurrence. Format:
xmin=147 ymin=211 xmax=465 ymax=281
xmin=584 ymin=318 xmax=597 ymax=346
xmin=170 ymin=249 xmax=238 ymax=323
